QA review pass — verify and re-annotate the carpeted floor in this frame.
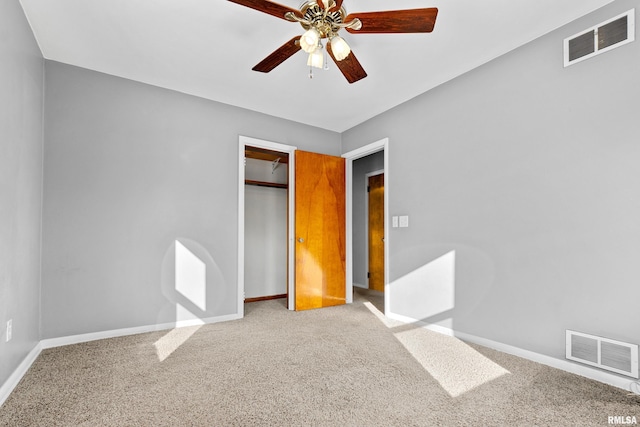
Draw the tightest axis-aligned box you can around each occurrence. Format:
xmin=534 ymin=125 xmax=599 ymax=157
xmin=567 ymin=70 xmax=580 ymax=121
xmin=1 ymin=289 xmax=638 ymax=426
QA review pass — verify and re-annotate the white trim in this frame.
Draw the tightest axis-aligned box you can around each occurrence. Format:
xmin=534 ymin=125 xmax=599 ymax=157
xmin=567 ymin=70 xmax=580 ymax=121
xmin=386 ymin=311 xmax=638 ymax=392
xmin=364 ymin=169 xmax=384 ymax=290
xmin=287 ymin=150 xmax=296 ymax=310
xmin=353 ymin=282 xmax=368 ymax=289
xmin=40 ymin=313 xmax=241 ymax=350
xmin=343 ymin=140 xmax=388 ymax=160
xmin=0 ymin=343 xmax=42 ymax=408
xmin=238 ymin=139 xmax=245 ymax=317
xmin=238 ymin=136 xmax=297 ymax=312
xmin=343 ymin=138 xmax=389 ymax=312
xmin=365 ymin=170 xmax=385 ymax=177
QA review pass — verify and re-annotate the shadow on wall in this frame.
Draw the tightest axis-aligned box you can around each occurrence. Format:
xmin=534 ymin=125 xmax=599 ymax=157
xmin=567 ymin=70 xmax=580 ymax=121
xmin=155 ymin=239 xmax=228 ymax=361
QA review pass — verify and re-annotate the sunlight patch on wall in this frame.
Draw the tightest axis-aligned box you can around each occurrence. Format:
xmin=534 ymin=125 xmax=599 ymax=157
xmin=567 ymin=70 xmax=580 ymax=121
xmin=175 ymin=240 xmax=206 ymax=311
xmin=176 ymin=302 xmax=206 ymax=323
xmin=390 ymin=250 xmax=456 ymax=322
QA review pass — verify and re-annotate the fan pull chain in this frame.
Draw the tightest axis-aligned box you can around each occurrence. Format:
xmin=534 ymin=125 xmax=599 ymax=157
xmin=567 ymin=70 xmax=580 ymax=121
xmin=309 ymin=66 xmax=313 ymax=79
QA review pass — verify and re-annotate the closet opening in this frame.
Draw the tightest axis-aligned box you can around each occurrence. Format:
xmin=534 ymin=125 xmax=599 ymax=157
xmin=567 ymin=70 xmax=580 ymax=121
xmin=243 ymin=146 xmax=290 ymax=304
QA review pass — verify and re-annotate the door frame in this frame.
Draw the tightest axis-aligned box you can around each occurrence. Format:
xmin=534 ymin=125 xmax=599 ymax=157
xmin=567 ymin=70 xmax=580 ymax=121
xmin=365 ymin=169 xmax=385 ymax=291
xmin=343 ymin=138 xmax=389 ymax=312
xmin=238 ymin=136 xmax=297 ymax=315
xmin=238 ymin=135 xmax=389 ymax=315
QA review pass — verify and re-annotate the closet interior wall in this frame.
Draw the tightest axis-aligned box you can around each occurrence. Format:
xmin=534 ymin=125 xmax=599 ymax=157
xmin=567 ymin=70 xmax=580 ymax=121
xmin=244 ymin=149 xmax=289 ymax=301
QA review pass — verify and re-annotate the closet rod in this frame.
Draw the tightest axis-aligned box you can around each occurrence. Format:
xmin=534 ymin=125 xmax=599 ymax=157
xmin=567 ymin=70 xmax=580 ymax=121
xmin=245 ymin=179 xmax=288 ymax=189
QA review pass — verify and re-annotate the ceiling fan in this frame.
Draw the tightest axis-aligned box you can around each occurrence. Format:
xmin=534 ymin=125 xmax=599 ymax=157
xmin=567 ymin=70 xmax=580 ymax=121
xmin=228 ymin=0 xmax=438 ymax=83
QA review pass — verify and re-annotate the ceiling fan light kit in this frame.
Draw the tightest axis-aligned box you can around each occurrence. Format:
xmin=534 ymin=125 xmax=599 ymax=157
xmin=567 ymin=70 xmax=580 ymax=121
xmin=300 ymin=27 xmax=320 ymax=53
xmin=307 ymin=44 xmax=325 ymax=69
xmin=329 ymin=35 xmax=350 ymax=61
xmin=228 ymin=0 xmax=438 ymax=83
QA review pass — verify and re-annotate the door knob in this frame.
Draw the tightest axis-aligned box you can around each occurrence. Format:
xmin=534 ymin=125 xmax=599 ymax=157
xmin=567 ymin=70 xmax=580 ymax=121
xmin=298 ymin=238 xmax=304 ymax=243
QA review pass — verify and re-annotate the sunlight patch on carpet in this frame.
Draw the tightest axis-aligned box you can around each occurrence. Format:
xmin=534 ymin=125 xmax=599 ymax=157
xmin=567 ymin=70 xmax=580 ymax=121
xmin=154 ymin=324 xmax=203 ymax=362
xmin=364 ymin=301 xmax=510 ymax=397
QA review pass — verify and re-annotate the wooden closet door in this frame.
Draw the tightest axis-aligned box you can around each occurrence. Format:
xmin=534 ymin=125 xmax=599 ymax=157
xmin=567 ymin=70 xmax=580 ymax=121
xmin=294 ymin=150 xmax=346 ymax=310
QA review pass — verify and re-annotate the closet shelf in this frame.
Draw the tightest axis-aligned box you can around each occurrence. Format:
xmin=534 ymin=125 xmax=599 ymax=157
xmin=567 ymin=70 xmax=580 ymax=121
xmin=245 ymin=179 xmax=288 ymax=189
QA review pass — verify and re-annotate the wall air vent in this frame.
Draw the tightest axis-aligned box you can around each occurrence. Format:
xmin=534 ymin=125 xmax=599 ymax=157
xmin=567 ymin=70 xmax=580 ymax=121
xmin=566 ymin=330 xmax=639 ymax=378
xmin=564 ymin=9 xmax=635 ymax=67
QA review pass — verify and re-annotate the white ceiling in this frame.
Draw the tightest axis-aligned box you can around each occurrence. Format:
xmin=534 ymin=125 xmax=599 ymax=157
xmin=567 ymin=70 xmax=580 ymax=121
xmin=20 ymin=0 xmax=614 ymax=132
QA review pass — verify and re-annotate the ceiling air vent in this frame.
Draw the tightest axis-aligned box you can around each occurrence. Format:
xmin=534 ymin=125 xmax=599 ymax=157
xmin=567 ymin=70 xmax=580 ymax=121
xmin=566 ymin=330 xmax=639 ymax=378
xmin=564 ymin=9 xmax=635 ymax=67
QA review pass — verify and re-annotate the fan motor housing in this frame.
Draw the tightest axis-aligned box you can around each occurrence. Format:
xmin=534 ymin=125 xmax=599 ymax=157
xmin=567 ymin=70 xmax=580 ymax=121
xmin=299 ymin=1 xmax=346 ymax=37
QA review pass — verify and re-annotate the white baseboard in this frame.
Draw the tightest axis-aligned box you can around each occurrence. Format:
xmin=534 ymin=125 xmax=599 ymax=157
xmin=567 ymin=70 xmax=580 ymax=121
xmin=1 ymin=312 xmax=242 ymax=407
xmin=40 ymin=313 xmax=241 ymax=349
xmin=353 ymin=282 xmax=368 ymax=289
xmin=0 ymin=343 xmax=42 ymax=408
xmin=386 ymin=311 xmax=639 ymax=393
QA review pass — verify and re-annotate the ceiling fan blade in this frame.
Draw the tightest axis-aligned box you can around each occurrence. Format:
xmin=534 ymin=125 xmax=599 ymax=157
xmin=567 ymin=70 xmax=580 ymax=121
xmin=252 ymin=36 xmax=301 ymax=73
xmin=329 ymin=0 xmax=343 ymax=12
xmin=227 ymin=0 xmax=302 ymax=20
xmin=345 ymin=8 xmax=438 ymax=34
xmin=327 ymin=44 xmax=367 ymax=84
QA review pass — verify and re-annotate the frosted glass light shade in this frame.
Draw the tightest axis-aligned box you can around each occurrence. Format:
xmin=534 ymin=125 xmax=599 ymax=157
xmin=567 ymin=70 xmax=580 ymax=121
xmin=330 ymin=35 xmax=350 ymax=61
xmin=300 ymin=28 xmax=320 ymax=53
xmin=307 ymin=47 xmax=324 ymax=69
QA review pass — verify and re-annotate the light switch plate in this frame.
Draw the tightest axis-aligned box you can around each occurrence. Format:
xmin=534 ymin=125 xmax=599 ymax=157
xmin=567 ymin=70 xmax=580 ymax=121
xmin=392 ymin=216 xmax=398 ymax=228
xmin=399 ymin=216 xmax=409 ymax=228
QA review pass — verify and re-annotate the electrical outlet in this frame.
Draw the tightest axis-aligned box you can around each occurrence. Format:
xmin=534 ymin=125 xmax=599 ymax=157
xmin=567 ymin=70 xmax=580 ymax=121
xmin=6 ymin=319 xmax=12 ymax=342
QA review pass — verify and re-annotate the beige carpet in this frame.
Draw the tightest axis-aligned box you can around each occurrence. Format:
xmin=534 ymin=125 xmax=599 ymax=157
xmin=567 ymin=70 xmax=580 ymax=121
xmin=1 ymin=289 xmax=638 ymax=426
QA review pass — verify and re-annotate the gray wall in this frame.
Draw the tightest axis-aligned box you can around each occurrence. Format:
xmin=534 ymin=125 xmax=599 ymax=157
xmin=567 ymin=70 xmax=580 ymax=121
xmin=352 ymin=151 xmax=385 ymax=287
xmin=342 ymin=0 xmax=640 ymax=360
xmin=42 ymin=62 xmax=340 ymax=339
xmin=0 ymin=0 xmax=44 ymax=388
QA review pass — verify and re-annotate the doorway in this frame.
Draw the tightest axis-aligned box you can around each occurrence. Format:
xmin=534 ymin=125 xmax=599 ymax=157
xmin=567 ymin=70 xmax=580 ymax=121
xmin=238 ymin=137 xmax=347 ymax=313
xmin=343 ymin=138 xmax=389 ymax=315
xmin=238 ymin=136 xmax=389 ymax=317
xmin=243 ymin=146 xmax=289 ymax=303
xmin=238 ymin=136 xmax=297 ymax=315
